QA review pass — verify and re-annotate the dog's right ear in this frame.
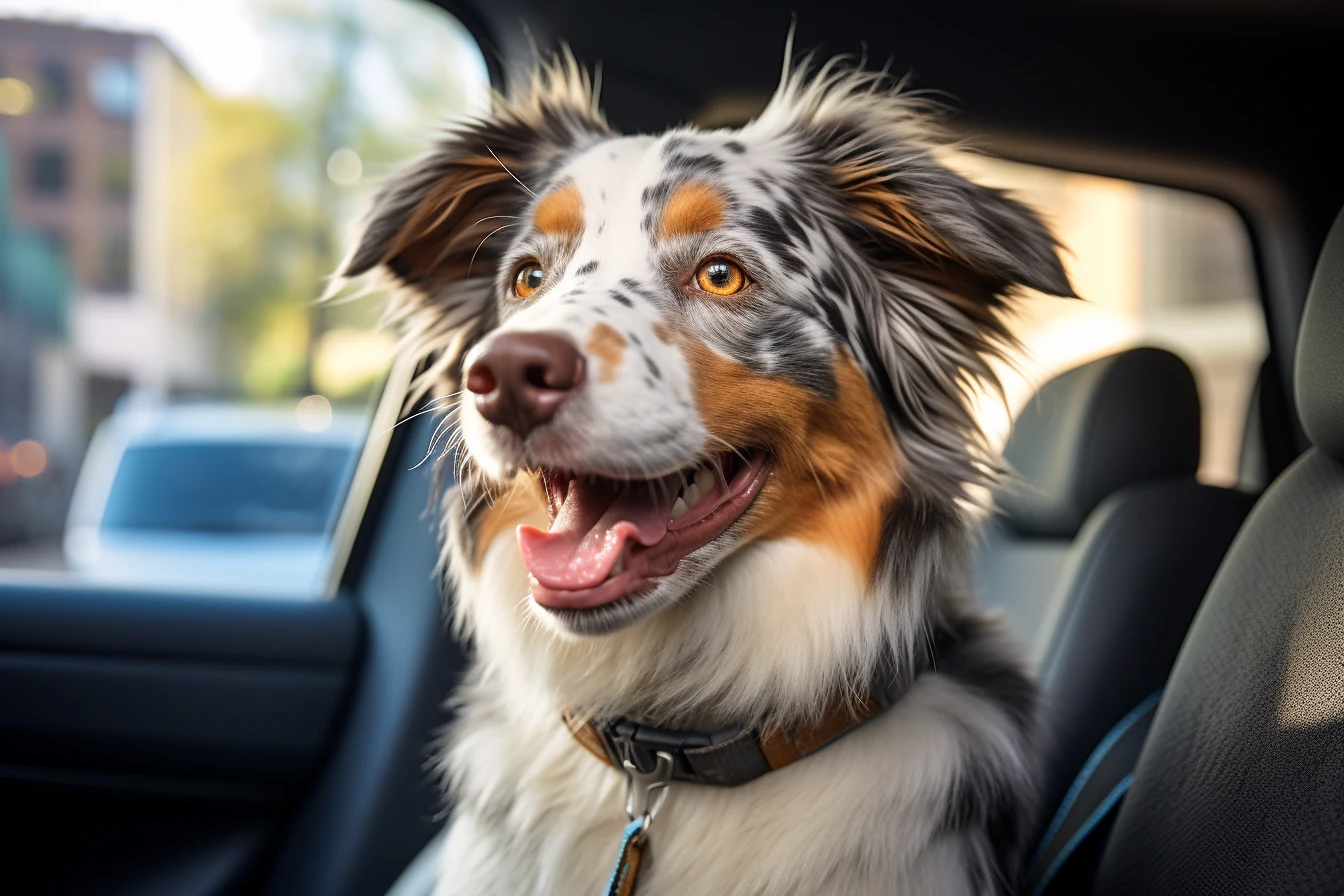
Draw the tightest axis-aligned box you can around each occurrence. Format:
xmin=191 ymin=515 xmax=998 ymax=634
xmin=334 ymin=53 xmax=609 ymax=389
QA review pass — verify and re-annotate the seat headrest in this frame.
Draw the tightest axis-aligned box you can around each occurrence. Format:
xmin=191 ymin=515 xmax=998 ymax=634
xmin=1295 ymin=208 xmax=1344 ymax=464
xmin=999 ymin=347 xmax=1201 ymax=538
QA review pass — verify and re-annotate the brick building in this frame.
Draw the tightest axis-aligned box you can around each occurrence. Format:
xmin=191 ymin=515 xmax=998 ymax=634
xmin=0 ymin=18 xmax=214 ymax=538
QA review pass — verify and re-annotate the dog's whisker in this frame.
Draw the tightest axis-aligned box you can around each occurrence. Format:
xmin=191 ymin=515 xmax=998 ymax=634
xmin=427 ymin=417 xmax=457 ymax=456
xmin=468 ymin=223 xmax=518 ymax=278
xmin=412 ymin=415 xmax=457 ymax=470
xmin=485 ymin=145 xmax=538 ymax=199
xmin=383 ymin=400 xmax=457 ymax=435
xmin=469 ymin=214 xmax=520 ymax=228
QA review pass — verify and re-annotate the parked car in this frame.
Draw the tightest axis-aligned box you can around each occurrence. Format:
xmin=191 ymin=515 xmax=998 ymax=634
xmin=63 ymin=402 xmax=366 ymax=595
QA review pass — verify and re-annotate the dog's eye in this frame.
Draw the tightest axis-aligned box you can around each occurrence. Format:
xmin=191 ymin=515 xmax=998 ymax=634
xmin=694 ymin=257 xmax=747 ymax=297
xmin=512 ymin=262 xmax=545 ymax=299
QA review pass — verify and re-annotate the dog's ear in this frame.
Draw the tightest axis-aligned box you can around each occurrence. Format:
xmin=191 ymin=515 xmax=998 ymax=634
xmin=830 ymin=150 xmax=1075 ymax=301
xmin=753 ymin=63 xmax=1076 ymax=510
xmin=761 ymin=65 xmax=1073 ymax=302
xmin=334 ymin=53 xmax=609 ymax=393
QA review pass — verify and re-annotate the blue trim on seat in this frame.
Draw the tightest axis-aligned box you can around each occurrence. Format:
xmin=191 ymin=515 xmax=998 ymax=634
xmin=1031 ymin=774 xmax=1134 ymax=896
xmin=1029 ymin=687 xmax=1163 ymax=872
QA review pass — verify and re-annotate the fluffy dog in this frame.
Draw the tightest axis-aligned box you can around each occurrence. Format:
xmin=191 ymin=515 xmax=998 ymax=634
xmin=337 ymin=53 xmax=1073 ymax=896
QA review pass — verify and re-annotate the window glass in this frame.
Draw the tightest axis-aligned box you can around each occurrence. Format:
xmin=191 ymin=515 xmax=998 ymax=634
xmin=951 ymin=154 xmax=1267 ymax=487
xmin=28 ymin=145 xmax=68 ymax=195
xmin=0 ymin=1 xmax=491 ymax=595
xmin=36 ymin=59 xmax=70 ymax=112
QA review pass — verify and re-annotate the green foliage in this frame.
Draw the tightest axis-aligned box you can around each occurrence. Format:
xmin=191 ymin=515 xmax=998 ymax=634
xmin=173 ymin=0 xmax=486 ymax=400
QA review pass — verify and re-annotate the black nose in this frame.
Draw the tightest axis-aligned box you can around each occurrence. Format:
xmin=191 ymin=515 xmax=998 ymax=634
xmin=465 ymin=332 xmax=585 ymax=438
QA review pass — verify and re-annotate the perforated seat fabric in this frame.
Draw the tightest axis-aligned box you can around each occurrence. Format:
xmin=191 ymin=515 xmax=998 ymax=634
xmin=1093 ymin=207 xmax=1344 ymax=895
xmin=1092 ymin=453 xmax=1344 ymax=894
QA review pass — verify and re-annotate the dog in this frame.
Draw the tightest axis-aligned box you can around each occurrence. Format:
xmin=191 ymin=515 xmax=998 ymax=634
xmin=336 ymin=51 xmax=1074 ymax=896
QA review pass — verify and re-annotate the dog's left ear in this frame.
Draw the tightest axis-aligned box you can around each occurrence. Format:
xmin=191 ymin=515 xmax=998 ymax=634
xmin=828 ymin=142 xmax=1076 ymax=301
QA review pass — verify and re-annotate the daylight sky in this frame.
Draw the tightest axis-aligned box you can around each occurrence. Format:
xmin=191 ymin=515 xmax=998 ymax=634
xmin=0 ymin=0 xmax=492 ymax=137
xmin=0 ymin=0 xmax=271 ymax=96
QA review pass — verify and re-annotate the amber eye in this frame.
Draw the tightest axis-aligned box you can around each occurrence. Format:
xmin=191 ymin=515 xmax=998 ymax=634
xmin=512 ymin=262 xmax=545 ymax=299
xmin=694 ymin=257 xmax=748 ymax=297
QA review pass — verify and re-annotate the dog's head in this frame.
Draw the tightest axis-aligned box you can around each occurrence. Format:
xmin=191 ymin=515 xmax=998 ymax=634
xmin=340 ymin=56 xmax=1072 ymax=652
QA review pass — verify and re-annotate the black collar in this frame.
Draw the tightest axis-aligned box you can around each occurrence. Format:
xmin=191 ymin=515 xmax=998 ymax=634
xmin=565 ymin=625 xmax=956 ymax=787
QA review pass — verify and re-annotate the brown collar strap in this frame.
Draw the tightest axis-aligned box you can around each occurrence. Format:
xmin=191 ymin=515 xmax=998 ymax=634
xmin=564 ymin=628 xmax=955 ymax=787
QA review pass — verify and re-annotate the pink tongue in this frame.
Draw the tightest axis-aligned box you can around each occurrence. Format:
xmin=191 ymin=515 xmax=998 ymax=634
xmin=518 ymin=475 xmax=680 ymax=590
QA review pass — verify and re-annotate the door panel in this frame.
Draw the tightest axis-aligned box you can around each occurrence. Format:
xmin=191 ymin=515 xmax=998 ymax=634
xmin=0 ymin=586 xmax=358 ymax=787
xmin=0 ymin=413 xmax=461 ymax=896
xmin=0 ymin=586 xmax=361 ymax=894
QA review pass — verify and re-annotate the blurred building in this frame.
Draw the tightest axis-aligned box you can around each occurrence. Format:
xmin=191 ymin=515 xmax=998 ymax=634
xmin=0 ymin=18 xmax=216 ymax=538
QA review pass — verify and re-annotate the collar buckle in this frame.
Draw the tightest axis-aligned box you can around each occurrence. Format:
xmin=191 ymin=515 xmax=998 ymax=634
xmin=620 ymin=743 xmax=673 ymax=839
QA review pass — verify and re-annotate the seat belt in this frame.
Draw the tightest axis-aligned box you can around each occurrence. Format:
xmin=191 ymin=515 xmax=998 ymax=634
xmin=1026 ymin=688 xmax=1163 ymax=896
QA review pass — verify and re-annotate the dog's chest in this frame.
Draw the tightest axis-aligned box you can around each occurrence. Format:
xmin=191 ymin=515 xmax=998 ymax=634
xmin=434 ymin=672 xmax=978 ymax=896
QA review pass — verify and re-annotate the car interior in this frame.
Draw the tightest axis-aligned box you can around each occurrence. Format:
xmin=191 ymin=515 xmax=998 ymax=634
xmin=1 ymin=1 xmax=1342 ymax=894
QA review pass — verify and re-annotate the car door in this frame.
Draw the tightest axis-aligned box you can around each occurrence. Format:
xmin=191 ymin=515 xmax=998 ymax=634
xmin=0 ymin=369 xmax=466 ymax=896
xmin=0 ymin=3 xmax=489 ymax=892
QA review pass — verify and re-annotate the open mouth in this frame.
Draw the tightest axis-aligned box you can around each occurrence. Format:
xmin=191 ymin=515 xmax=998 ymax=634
xmin=518 ymin=449 xmax=772 ymax=612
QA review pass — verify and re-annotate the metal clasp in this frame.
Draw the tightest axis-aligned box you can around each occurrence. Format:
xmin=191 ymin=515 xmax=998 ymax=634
xmin=619 ymin=745 xmax=673 ymax=840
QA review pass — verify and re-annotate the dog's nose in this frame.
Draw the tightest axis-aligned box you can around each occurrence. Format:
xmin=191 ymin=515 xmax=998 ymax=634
xmin=465 ymin=332 xmax=585 ymax=438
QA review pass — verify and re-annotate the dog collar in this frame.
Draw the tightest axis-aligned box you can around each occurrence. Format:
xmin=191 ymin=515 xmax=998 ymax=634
xmin=576 ymin=626 xmax=958 ymax=894
xmin=564 ymin=626 xmax=956 ymax=788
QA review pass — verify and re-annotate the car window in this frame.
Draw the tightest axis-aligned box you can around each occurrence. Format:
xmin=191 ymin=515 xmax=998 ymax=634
xmin=951 ymin=154 xmax=1267 ymax=487
xmin=0 ymin=1 xmax=489 ymax=595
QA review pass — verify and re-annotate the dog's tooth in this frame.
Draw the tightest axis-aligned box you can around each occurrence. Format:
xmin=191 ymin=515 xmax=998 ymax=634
xmin=670 ymin=497 xmax=689 ymax=521
xmin=612 ymin=555 xmax=625 ymax=575
xmin=694 ymin=465 xmax=716 ymax=496
xmin=683 ymin=483 xmax=702 ymax=507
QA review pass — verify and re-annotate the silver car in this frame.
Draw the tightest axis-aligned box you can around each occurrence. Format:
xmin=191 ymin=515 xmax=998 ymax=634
xmin=64 ymin=402 xmax=367 ymax=596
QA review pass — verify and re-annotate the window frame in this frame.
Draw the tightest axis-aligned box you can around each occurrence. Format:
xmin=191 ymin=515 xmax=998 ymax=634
xmin=318 ymin=352 xmax=419 ymax=598
xmin=316 ymin=1 xmax=501 ymax=600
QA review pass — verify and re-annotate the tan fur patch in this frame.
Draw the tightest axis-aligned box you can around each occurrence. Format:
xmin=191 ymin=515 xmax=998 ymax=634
xmin=682 ymin=337 xmax=900 ymax=579
xmin=585 ymin=322 xmax=627 ymax=383
xmin=657 ymin=181 xmax=726 ymax=242
xmin=533 ymin=182 xmax=585 ymax=238
xmin=832 ymin=159 xmax=957 ymax=264
xmin=472 ymin=472 xmax=548 ymax=568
